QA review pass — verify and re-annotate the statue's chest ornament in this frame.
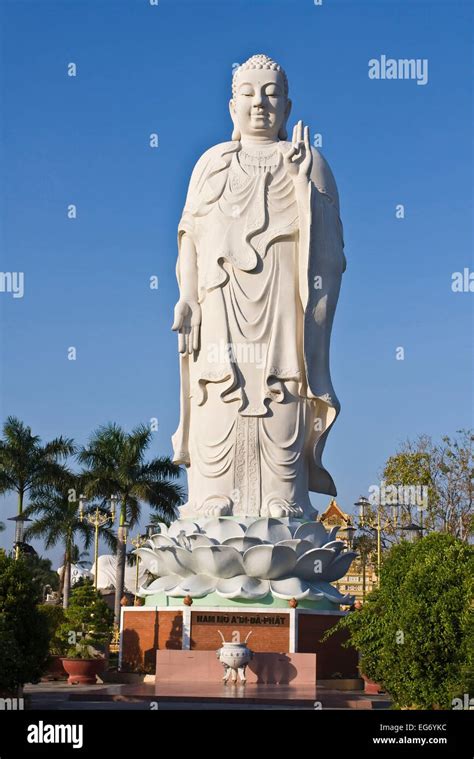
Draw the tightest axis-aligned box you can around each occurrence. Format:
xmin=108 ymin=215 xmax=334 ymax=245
xmin=239 ymin=147 xmax=280 ymax=172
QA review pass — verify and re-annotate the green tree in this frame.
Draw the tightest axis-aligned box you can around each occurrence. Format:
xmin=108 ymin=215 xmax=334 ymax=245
xmin=0 ymin=551 xmax=50 ymax=691
xmin=0 ymin=416 xmax=74 ymax=516
xmin=329 ymin=533 xmax=474 ymax=709
xmin=38 ymin=605 xmax=65 ymax=656
xmin=352 ymin=533 xmax=377 ymax=599
xmin=23 ymin=554 xmax=60 ymax=597
xmin=24 ymin=475 xmax=116 ymax=609
xmin=381 ymin=431 xmax=473 ymax=540
xmin=78 ymin=423 xmax=183 ymax=626
xmin=57 ymin=579 xmax=114 ymax=658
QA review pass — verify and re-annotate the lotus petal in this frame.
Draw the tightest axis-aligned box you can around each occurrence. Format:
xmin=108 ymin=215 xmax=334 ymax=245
xmin=270 ymin=577 xmax=311 ymax=600
xmin=193 ymin=545 xmax=245 ymax=578
xmin=276 ymin=539 xmax=315 ymax=558
xmin=168 ymin=520 xmax=201 ymax=539
xmin=134 ymin=547 xmax=168 ymax=576
xmin=186 ymin=533 xmax=217 ymax=547
xmin=312 ymin=580 xmax=355 ymax=605
xmin=243 ymin=544 xmax=296 ymax=579
xmin=160 ymin=546 xmax=197 ymax=576
xmin=138 ymin=574 xmax=181 ymax=595
xmin=221 ymin=536 xmax=262 ymax=551
xmin=305 ymin=589 xmax=325 ymax=601
xmin=200 ymin=518 xmax=245 ymax=543
xmin=245 ymin=518 xmax=292 ymax=544
xmin=148 ymin=534 xmax=176 ymax=549
xmin=319 ymin=551 xmax=357 ymax=582
xmin=167 ymin=574 xmax=216 ymax=598
xmin=320 ymin=540 xmax=345 ymax=556
xmin=327 ymin=525 xmax=341 ymax=542
xmin=293 ymin=521 xmax=329 ymax=547
xmin=294 ymin=547 xmax=336 ymax=580
xmin=216 ymin=575 xmax=270 ymax=600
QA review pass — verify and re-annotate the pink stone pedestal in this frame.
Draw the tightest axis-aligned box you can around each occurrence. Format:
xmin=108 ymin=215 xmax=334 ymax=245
xmin=156 ymin=650 xmax=317 ymax=684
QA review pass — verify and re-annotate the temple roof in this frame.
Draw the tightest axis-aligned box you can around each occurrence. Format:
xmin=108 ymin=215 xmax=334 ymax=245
xmin=320 ymin=498 xmax=353 ymax=527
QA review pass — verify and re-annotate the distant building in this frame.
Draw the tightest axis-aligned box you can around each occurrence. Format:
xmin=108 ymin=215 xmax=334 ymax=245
xmin=320 ymin=498 xmax=378 ymax=601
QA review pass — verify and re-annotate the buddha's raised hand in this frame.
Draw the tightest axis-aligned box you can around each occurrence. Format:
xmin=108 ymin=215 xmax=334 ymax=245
xmin=172 ymin=298 xmax=201 ymax=354
xmin=281 ymin=120 xmax=313 ymax=185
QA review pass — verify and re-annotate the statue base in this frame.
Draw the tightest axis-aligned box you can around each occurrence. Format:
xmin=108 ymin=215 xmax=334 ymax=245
xmin=119 ymin=604 xmax=358 ymax=680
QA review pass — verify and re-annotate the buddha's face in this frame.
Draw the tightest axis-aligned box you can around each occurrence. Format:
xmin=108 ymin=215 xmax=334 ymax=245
xmin=230 ymin=68 xmax=291 ymax=141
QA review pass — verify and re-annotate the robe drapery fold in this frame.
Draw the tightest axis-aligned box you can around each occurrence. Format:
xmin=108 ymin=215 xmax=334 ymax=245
xmin=172 ymin=141 xmax=345 ymax=506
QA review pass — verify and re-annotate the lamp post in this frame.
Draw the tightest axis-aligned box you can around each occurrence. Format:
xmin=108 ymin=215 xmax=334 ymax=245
xmin=337 ymin=523 xmax=356 ymax=548
xmin=113 ymin=517 xmax=130 ymax=629
xmin=354 ymin=496 xmax=396 ymax=580
xmin=130 ymin=534 xmax=147 ymax=594
xmin=79 ymin=495 xmax=116 ymax=589
xmin=8 ymin=514 xmax=32 ymax=560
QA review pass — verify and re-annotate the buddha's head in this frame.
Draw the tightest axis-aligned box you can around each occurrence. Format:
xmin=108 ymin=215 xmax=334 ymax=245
xmin=230 ymin=54 xmax=291 ymax=142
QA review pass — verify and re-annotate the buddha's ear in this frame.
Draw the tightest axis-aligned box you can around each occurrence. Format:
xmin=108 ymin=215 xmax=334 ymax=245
xmin=279 ymin=98 xmax=292 ymax=141
xmin=229 ymin=99 xmax=241 ymax=141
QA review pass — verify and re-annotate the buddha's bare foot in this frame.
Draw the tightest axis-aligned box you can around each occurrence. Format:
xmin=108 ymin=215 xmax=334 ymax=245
xmin=262 ymin=496 xmax=303 ymax=519
xmin=201 ymin=495 xmax=233 ymax=517
xmin=178 ymin=502 xmax=197 ymax=518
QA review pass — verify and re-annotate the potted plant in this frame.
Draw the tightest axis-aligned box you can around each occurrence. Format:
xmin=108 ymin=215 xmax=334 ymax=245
xmin=38 ymin=604 xmax=67 ymax=680
xmin=58 ymin=579 xmax=113 ymax=684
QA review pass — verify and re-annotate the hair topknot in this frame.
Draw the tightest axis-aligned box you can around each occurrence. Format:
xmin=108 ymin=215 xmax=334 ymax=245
xmin=232 ymin=54 xmax=288 ymax=99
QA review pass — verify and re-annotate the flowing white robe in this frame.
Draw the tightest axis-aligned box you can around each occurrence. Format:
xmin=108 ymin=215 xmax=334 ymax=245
xmin=172 ymin=141 xmax=345 ymax=518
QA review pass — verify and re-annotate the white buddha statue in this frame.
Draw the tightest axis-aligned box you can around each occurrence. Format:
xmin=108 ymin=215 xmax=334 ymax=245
xmin=171 ymin=54 xmax=345 ymax=520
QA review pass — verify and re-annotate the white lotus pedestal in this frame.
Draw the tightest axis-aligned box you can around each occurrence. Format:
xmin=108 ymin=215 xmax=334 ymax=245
xmin=120 ymin=517 xmax=359 ymax=685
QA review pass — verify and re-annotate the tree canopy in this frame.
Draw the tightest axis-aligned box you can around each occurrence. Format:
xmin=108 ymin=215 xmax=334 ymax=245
xmin=330 ymin=532 xmax=474 ymax=709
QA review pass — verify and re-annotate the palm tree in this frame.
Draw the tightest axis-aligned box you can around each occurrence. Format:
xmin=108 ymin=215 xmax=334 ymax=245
xmin=70 ymin=545 xmax=91 ymax=569
xmin=78 ymin=423 xmax=183 ymax=625
xmin=148 ymin=512 xmax=174 ymax=531
xmin=24 ymin=475 xmax=117 ymax=608
xmin=0 ymin=416 xmax=75 ymax=516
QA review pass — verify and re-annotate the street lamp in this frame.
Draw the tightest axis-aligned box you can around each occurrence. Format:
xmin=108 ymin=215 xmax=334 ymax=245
xmin=109 ymin=494 xmax=118 ymax=521
xmin=354 ymin=496 xmax=395 ymax=579
xmin=8 ymin=514 xmax=32 ymax=560
xmin=130 ymin=534 xmax=148 ymax=594
xmin=337 ymin=524 xmax=357 ymax=548
xmin=79 ymin=495 xmax=116 ymax=589
xmin=354 ymin=496 xmax=371 ymax=523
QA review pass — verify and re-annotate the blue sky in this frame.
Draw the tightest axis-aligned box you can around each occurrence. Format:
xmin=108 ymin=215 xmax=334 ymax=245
xmin=0 ymin=0 xmax=472 ymax=565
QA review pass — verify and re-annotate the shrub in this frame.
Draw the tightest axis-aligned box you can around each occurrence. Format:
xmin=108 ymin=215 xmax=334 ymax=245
xmin=327 ymin=533 xmax=474 ymax=709
xmin=0 ymin=552 xmax=50 ymax=690
xmin=58 ymin=580 xmax=114 ymax=659
xmin=38 ymin=605 xmax=66 ymax=656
